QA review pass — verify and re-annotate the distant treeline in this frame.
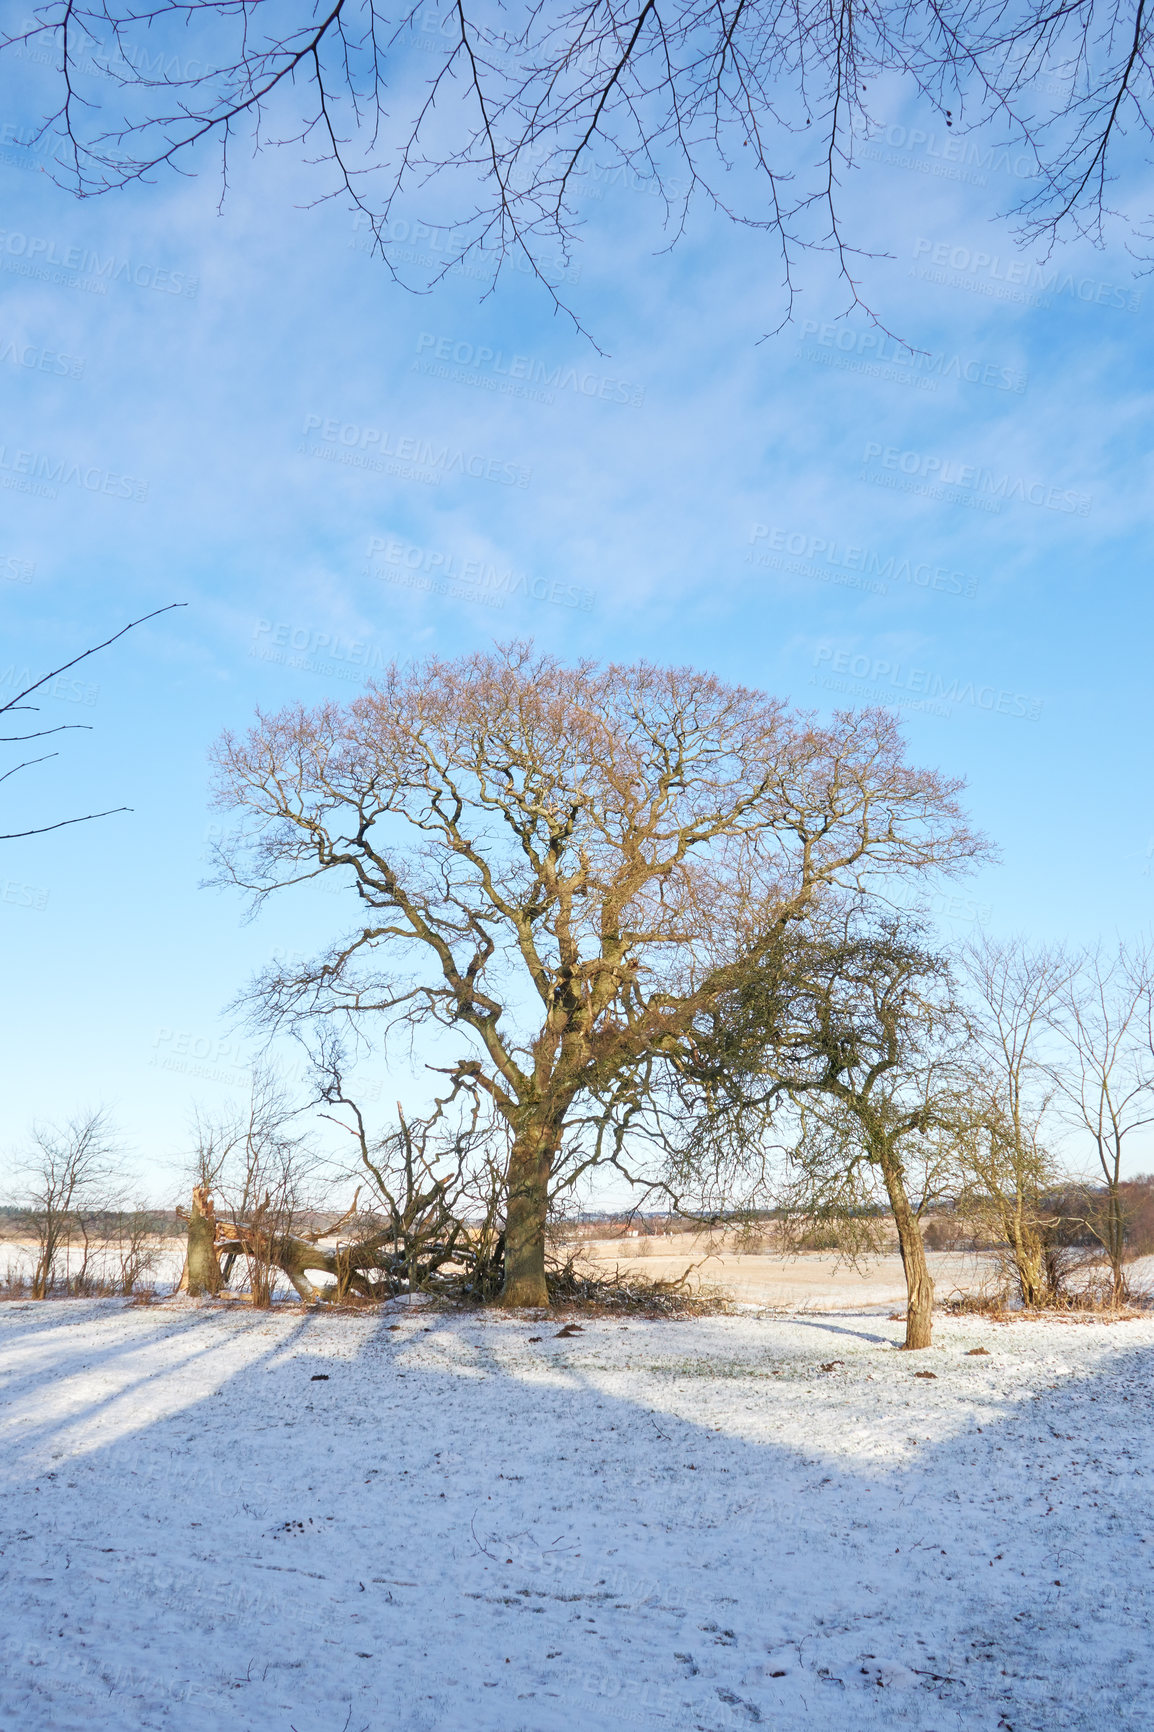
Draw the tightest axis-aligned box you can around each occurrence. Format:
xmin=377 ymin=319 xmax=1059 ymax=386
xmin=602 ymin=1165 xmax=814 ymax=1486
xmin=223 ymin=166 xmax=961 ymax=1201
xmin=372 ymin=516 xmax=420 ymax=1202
xmin=0 ymin=1205 xmax=185 ymax=1240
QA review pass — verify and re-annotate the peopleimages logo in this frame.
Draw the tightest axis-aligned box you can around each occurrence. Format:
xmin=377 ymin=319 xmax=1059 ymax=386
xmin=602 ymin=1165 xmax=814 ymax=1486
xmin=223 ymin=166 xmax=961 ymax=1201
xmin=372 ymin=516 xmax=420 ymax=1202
xmin=349 ymin=212 xmax=581 ymax=288
xmin=413 ymin=332 xmax=645 ymax=407
xmin=9 ymin=36 xmax=207 ymax=80
xmin=929 ymin=889 xmax=994 ymax=926
xmin=911 ymin=238 xmax=1142 ymax=313
xmin=367 ymin=537 xmax=594 ymax=611
xmin=0 ymin=664 xmax=98 ymax=705
xmin=862 ymin=442 xmax=1091 ymax=516
xmin=748 ymin=526 xmax=977 ymax=598
xmin=250 ymin=620 xmax=390 ymax=679
xmin=864 ymin=124 xmax=1037 ymax=183
xmin=813 ymin=646 xmax=1043 ymax=721
xmin=0 ymin=226 xmax=198 ymax=297
xmin=0 ymin=877 xmax=49 ymax=911
xmin=301 ymin=415 xmax=532 ymax=489
xmin=0 ymin=123 xmax=66 ymax=173
xmin=0 ymin=441 xmax=148 ymax=504
xmin=150 ymin=1028 xmax=250 ymax=1085
xmin=0 ymin=336 xmax=85 ymax=380
xmin=797 ymin=320 xmax=1026 ymax=395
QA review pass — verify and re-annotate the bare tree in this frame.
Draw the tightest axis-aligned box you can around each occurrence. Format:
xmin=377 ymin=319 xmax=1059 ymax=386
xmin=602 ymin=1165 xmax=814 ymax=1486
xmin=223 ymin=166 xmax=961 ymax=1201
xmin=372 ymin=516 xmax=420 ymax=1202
xmin=19 ymin=1111 xmax=122 ymax=1297
xmin=5 ymin=1 xmax=1152 ymax=322
xmin=211 ymin=642 xmax=983 ymax=1307
xmin=955 ymin=936 xmax=1070 ymax=1308
xmin=222 ymin=1077 xmax=315 ymax=1307
xmin=181 ymin=1072 xmax=316 ymax=1305
xmin=1048 ymin=941 xmax=1154 ymax=1306
xmin=950 ymin=1102 xmax=1062 ymax=1307
xmin=109 ymin=1204 xmax=161 ymax=1295
xmin=1 ymin=605 xmax=185 ymax=842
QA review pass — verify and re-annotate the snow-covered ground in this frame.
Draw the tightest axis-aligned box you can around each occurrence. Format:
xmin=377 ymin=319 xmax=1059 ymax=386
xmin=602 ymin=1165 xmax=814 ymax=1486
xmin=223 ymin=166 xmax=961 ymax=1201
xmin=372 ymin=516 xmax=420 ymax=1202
xmin=1 ymin=1298 xmax=1151 ymax=1731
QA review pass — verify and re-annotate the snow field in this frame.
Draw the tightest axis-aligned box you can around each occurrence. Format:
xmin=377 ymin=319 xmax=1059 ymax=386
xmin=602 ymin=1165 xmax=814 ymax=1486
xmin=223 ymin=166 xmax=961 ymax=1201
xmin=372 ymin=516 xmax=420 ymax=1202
xmin=0 ymin=1299 xmax=1151 ymax=1731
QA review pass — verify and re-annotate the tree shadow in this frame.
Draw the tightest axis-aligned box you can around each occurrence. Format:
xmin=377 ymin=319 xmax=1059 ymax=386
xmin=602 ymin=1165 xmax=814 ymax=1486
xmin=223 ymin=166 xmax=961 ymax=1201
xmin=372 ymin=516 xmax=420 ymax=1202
xmin=0 ymin=1301 xmax=1150 ymax=1732
xmin=777 ymin=1315 xmax=894 ymax=1345
xmin=0 ymin=1297 xmax=326 ymax=1465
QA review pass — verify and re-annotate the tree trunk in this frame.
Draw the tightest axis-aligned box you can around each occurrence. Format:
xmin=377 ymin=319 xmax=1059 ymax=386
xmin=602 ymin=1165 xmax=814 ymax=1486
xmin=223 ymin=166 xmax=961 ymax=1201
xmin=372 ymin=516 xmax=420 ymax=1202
xmin=498 ymin=1127 xmax=554 ymax=1308
xmin=1105 ymin=1185 xmax=1128 ymax=1307
xmin=272 ymin=1234 xmax=355 ymax=1303
xmin=1007 ymin=1222 xmax=1049 ymax=1309
xmin=30 ymin=1232 xmax=57 ymax=1300
xmin=213 ymin=1223 xmax=402 ymax=1301
xmin=186 ymin=1185 xmax=223 ymax=1297
xmin=878 ymin=1150 xmax=934 ymax=1349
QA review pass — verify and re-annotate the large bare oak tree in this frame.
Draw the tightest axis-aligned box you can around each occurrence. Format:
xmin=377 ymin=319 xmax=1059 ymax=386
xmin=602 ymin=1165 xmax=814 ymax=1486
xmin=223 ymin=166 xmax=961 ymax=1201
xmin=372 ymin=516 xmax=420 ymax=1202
xmin=212 ymin=641 xmax=982 ymax=1306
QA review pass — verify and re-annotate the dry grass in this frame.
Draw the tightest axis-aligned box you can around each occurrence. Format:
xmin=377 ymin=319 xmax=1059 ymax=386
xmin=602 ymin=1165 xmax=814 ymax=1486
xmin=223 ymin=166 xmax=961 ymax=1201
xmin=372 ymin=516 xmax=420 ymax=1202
xmin=0 ymin=1276 xmax=163 ymax=1303
xmin=1 ymin=1256 xmax=162 ymax=1303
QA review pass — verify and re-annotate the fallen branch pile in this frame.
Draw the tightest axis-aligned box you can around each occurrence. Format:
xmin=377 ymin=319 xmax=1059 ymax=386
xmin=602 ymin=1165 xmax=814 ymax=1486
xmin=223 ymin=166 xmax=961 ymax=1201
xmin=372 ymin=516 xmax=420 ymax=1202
xmin=179 ymin=1182 xmax=504 ymax=1304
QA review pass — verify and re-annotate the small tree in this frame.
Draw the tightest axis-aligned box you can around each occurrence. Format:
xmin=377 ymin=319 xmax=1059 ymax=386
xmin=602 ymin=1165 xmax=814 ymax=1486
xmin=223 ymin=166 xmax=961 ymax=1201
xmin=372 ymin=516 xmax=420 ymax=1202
xmin=182 ymin=1066 xmax=448 ymax=1304
xmin=654 ymin=917 xmax=964 ymax=1348
xmin=951 ymin=1099 xmax=1063 ymax=1307
xmin=785 ymin=929 xmax=965 ymax=1349
xmin=19 ymin=1112 xmax=121 ymax=1297
xmin=212 ymin=643 xmax=984 ymax=1306
xmin=187 ymin=1072 xmax=315 ymax=1306
xmin=1048 ymin=942 xmax=1154 ymax=1306
xmin=109 ymin=1205 xmax=160 ymax=1295
xmin=955 ymin=936 xmax=1071 ymax=1308
xmin=227 ymin=1111 xmax=313 ymax=1309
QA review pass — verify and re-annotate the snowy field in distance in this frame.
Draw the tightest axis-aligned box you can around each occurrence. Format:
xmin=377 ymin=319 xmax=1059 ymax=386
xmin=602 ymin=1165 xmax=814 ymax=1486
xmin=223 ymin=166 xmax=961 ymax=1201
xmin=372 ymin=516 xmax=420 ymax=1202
xmin=14 ymin=1235 xmax=1135 ymax=1311
xmin=581 ymin=1239 xmax=1009 ymax=1310
xmin=1 ymin=1298 xmax=1152 ymax=1731
xmin=0 ymin=1237 xmax=1007 ymax=1308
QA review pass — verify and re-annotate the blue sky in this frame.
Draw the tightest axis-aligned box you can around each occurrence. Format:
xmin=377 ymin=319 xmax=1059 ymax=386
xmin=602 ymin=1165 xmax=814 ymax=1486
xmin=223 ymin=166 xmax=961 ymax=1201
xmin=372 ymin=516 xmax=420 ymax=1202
xmin=1 ymin=38 xmax=1152 ymax=1192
